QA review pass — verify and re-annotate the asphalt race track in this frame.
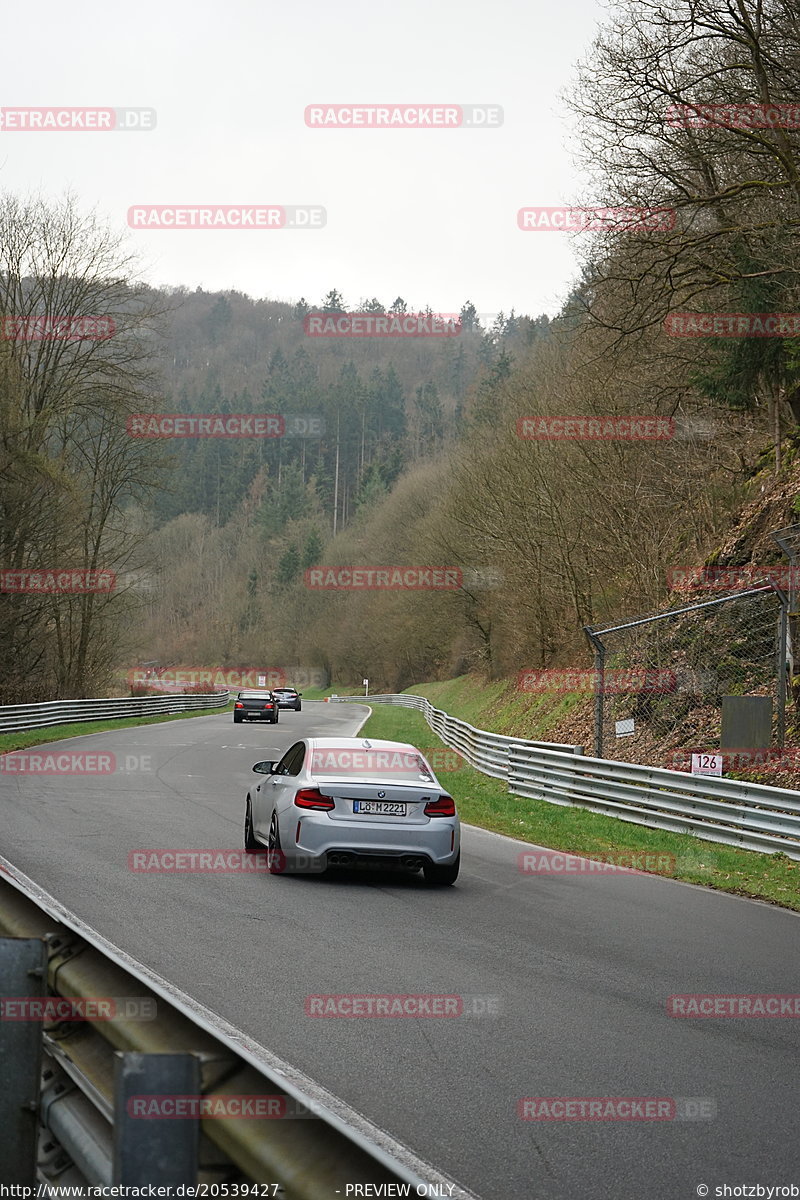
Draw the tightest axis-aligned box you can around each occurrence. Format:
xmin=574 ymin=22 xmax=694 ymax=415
xmin=1 ymin=703 xmax=799 ymax=1199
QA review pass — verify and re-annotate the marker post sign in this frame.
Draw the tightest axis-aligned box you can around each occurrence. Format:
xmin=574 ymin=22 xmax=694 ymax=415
xmin=691 ymin=753 xmax=722 ymax=776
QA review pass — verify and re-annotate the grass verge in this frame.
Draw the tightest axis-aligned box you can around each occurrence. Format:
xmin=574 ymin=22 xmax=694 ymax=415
xmin=405 ymin=675 xmax=587 ymax=742
xmin=0 ymin=702 xmax=232 ymax=756
xmin=360 ymin=703 xmax=800 ymax=912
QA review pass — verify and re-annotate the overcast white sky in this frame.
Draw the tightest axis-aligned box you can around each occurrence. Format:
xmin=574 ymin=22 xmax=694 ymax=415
xmin=1 ymin=0 xmax=609 ymax=319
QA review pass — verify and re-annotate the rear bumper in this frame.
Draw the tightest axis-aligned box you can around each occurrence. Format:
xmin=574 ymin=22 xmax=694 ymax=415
xmin=291 ymin=813 xmax=460 ymax=868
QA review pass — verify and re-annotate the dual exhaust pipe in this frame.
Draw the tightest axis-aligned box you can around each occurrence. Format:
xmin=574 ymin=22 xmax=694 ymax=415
xmin=326 ymin=852 xmax=427 ymax=870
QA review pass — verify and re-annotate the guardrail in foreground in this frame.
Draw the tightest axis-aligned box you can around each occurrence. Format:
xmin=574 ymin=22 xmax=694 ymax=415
xmin=0 ymin=858 xmax=473 ymax=1195
xmin=332 ymin=694 xmax=800 ymax=860
xmin=0 ymin=692 xmax=231 ymax=734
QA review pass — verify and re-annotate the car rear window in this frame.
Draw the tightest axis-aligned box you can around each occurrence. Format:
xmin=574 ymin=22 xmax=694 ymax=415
xmin=311 ymin=747 xmax=435 ymax=780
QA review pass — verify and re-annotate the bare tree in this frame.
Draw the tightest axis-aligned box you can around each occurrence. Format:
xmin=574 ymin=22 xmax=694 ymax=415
xmin=567 ymin=0 xmax=800 ymax=463
xmin=0 ymin=193 xmax=167 ymax=699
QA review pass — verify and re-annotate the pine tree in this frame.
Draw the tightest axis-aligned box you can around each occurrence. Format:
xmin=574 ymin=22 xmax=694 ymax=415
xmin=322 ymin=288 xmax=346 ymax=311
xmin=460 ymin=301 xmax=478 ymax=332
xmin=302 ymin=529 xmax=324 ymax=568
xmin=276 ymin=543 xmax=301 ymax=584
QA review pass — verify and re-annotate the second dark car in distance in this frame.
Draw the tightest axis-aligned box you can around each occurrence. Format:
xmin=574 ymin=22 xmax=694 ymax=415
xmin=273 ymin=688 xmax=302 ymax=711
xmin=233 ymin=690 xmax=279 ymax=723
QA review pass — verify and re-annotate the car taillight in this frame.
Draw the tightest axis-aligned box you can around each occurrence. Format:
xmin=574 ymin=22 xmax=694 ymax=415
xmin=424 ymin=795 xmax=456 ymax=817
xmin=234 ymin=702 xmax=243 ymax=709
xmin=264 ymin=703 xmax=273 ymax=709
xmin=294 ymin=788 xmax=335 ymax=811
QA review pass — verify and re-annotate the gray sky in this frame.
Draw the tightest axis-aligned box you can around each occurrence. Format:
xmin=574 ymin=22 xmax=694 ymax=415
xmin=1 ymin=0 xmax=608 ymax=318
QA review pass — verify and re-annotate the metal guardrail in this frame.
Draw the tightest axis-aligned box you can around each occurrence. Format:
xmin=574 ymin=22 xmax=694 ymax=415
xmin=333 ymin=694 xmax=583 ymax=780
xmin=0 ymin=858 xmax=474 ymax=1195
xmin=334 ymin=694 xmax=800 ymax=860
xmin=510 ymin=745 xmax=800 ymax=859
xmin=0 ymin=692 xmax=231 ymax=734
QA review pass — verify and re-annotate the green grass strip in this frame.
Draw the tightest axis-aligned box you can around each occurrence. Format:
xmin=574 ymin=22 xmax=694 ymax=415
xmin=0 ymin=701 xmax=232 ymax=756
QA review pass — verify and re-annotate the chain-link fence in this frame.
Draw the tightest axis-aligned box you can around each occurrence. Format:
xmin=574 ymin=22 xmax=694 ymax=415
xmin=771 ymin=523 xmax=800 ymax=670
xmin=584 ymin=584 xmax=788 ymax=765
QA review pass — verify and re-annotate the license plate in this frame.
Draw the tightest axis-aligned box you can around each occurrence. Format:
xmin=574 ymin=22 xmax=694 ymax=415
xmin=352 ymin=800 xmax=407 ymax=816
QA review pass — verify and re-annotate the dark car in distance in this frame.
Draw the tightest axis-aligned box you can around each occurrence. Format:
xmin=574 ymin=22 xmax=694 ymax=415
xmin=273 ymin=687 xmax=302 ymax=711
xmin=233 ymin=690 xmax=279 ymax=724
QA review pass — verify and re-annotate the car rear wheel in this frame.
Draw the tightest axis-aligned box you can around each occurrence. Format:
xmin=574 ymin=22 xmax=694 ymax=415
xmin=244 ymin=799 xmax=260 ymax=851
xmin=233 ymin=714 xmax=242 ymax=723
xmin=267 ymin=812 xmax=284 ymax=874
xmin=423 ymin=853 xmax=460 ymax=886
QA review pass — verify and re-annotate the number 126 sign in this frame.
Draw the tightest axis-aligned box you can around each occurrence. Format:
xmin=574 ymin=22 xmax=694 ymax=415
xmin=691 ymin=752 xmax=722 ymax=776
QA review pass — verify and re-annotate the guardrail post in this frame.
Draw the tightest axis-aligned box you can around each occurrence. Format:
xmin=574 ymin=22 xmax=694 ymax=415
xmin=584 ymin=629 xmax=605 ymax=758
xmin=113 ymin=1051 xmax=200 ymax=1185
xmin=777 ymin=590 xmax=788 ymax=749
xmin=0 ymin=937 xmax=47 ymax=1184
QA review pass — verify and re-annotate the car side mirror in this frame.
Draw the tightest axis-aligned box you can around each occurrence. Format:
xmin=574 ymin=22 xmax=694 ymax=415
xmin=253 ymin=761 xmax=275 ymax=774
xmin=296 ymin=692 xmax=303 ymax=697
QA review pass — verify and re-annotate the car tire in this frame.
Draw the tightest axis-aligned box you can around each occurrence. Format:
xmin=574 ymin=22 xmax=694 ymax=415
xmin=295 ymin=704 xmax=301 ymax=711
xmin=423 ymin=853 xmax=460 ymax=886
xmin=233 ymin=714 xmax=242 ymax=723
xmin=244 ymin=799 xmax=260 ymax=851
xmin=267 ymin=811 xmax=284 ymax=874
